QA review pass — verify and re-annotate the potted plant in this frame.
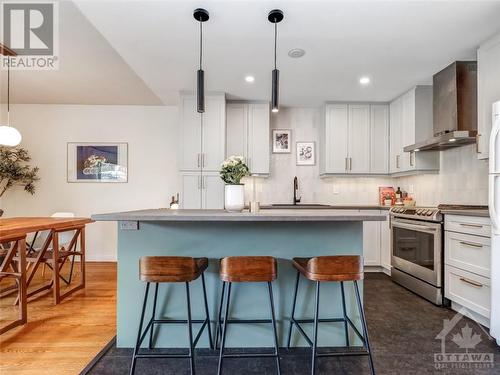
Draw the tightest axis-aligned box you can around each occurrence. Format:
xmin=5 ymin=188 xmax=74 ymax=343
xmin=0 ymin=147 xmax=39 ymax=216
xmin=220 ymin=155 xmax=249 ymax=212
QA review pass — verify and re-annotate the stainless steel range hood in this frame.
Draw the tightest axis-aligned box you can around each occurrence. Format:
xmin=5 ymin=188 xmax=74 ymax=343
xmin=404 ymin=61 xmax=477 ymax=152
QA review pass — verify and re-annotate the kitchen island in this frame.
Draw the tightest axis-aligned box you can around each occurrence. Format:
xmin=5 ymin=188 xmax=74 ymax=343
xmin=92 ymin=209 xmax=385 ymax=348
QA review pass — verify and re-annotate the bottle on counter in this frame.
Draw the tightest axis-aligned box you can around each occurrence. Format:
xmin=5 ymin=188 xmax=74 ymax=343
xmin=395 ymin=187 xmax=403 ymax=206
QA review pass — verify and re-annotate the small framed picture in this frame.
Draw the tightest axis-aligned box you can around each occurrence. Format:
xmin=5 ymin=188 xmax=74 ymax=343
xmin=67 ymin=142 xmax=128 ymax=183
xmin=296 ymin=142 xmax=316 ymax=166
xmin=272 ymin=129 xmax=292 ymax=153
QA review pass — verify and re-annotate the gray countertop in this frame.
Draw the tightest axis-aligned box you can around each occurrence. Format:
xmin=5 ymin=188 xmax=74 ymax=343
xmin=441 ymin=209 xmax=490 ymax=218
xmin=91 ymin=208 xmax=387 ymax=222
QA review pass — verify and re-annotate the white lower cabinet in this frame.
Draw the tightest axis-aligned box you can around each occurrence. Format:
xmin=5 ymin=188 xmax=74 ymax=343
xmin=181 ymin=172 xmax=224 ymax=209
xmin=361 ymin=210 xmax=382 ymax=266
xmin=444 ymin=214 xmax=491 ymax=325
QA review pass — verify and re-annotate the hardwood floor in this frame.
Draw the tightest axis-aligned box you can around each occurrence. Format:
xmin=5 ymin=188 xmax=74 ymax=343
xmin=0 ymin=262 xmax=117 ymax=375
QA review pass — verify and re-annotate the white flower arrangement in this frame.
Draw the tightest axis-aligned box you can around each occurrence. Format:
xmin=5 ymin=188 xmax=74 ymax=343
xmin=220 ymin=155 xmax=250 ymax=184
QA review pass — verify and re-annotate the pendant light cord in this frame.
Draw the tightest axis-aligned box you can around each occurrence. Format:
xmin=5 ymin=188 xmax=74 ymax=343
xmin=274 ymin=22 xmax=277 ymax=70
xmin=199 ymin=20 xmax=203 ymax=70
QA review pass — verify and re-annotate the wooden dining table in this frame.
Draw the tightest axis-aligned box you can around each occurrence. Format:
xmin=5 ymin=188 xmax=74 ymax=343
xmin=0 ymin=217 xmax=93 ymax=333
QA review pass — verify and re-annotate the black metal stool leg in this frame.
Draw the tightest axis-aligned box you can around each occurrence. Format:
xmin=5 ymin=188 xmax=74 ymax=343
xmin=214 ymin=281 xmax=226 ymax=349
xmin=148 ymin=283 xmax=159 ymax=349
xmin=354 ymin=280 xmax=375 ymax=375
xmin=217 ymin=282 xmax=232 ymax=375
xmin=311 ymin=281 xmax=320 ymax=375
xmin=340 ymin=281 xmax=350 ymax=347
xmin=286 ymin=271 xmax=300 ymax=348
xmin=267 ymin=282 xmax=282 ymax=375
xmin=201 ymin=273 xmax=214 ymax=349
xmin=186 ymin=282 xmax=196 ymax=375
xmin=130 ymin=282 xmax=150 ymax=375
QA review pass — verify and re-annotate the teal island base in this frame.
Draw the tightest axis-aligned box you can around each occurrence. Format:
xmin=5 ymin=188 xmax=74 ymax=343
xmin=116 ymin=220 xmax=369 ymax=348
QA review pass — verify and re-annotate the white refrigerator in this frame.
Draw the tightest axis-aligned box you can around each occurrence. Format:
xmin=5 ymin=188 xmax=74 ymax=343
xmin=489 ymin=100 xmax=500 ymax=345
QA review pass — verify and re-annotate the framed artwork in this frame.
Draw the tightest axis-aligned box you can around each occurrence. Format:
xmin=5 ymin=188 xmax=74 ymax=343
xmin=67 ymin=142 xmax=128 ymax=183
xmin=272 ymin=129 xmax=291 ymax=153
xmin=296 ymin=142 xmax=316 ymax=166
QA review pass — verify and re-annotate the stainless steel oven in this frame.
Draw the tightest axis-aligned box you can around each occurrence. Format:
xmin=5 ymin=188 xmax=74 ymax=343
xmin=390 ymin=207 xmax=444 ymax=305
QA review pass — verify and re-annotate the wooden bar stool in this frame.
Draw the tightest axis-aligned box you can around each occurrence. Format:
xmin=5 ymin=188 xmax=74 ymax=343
xmin=215 ymin=256 xmax=281 ymax=375
xmin=130 ymin=256 xmax=213 ymax=375
xmin=286 ymin=255 xmax=375 ymax=375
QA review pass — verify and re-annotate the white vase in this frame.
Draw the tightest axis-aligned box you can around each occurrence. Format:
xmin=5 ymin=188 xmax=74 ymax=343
xmin=225 ymin=184 xmax=245 ymax=212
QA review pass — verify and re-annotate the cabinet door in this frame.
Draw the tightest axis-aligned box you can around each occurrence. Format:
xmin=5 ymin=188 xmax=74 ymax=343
xmin=202 ymin=96 xmax=226 ymax=171
xmin=248 ymin=103 xmax=270 ymax=175
xmin=389 ymin=98 xmax=402 ymax=173
xmin=180 ymin=96 xmax=202 ymax=171
xmin=226 ymin=103 xmax=248 ymax=160
xmin=477 ymin=34 xmax=500 ymax=160
xmin=380 ymin=211 xmax=391 ymax=271
xmin=401 ymin=89 xmax=416 ymax=171
xmin=370 ymin=105 xmax=389 ymax=174
xmin=202 ymin=174 xmax=224 ymax=209
xmin=181 ymin=173 xmax=202 ymax=209
xmin=361 ymin=210 xmax=381 ymax=266
xmin=325 ymin=104 xmax=349 ymax=173
xmin=348 ymin=105 xmax=370 ymax=173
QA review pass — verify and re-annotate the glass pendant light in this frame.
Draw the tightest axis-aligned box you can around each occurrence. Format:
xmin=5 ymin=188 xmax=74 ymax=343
xmin=268 ymin=9 xmax=284 ymax=113
xmin=193 ymin=8 xmax=209 ymax=113
xmin=0 ymin=56 xmax=22 ymax=147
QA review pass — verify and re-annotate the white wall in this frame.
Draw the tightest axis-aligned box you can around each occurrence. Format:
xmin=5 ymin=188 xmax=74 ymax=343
xmin=396 ymin=144 xmax=489 ymax=206
xmin=1 ymin=104 xmax=179 ymax=261
xmin=245 ymin=107 xmax=488 ymax=207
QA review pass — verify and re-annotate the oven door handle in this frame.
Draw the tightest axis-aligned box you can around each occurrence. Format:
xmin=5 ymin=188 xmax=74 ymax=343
xmin=391 ymin=221 xmax=438 ymax=232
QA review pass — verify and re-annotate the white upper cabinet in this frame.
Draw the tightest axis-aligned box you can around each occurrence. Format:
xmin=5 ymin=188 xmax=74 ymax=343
xmin=324 ymin=104 xmax=350 ymax=173
xmin=477 ymin=32 xmax=500 ymax=160
xmin=320 ymin=103 xmax=389 ymax=175
xmin=370 ymin=104 xmax=390 ymax=174
xmin=348 ymin=105 xmax=371 ymax=173
xmin=389 ymin=86 xmax=439 ymax=175
xmin=179 ymin=93 xmax=226 ymax=172
xmin=226 ymin=102 xmax=270 ymax=176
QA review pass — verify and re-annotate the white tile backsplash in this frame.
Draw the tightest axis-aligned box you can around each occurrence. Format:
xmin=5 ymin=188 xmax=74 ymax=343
xmin=244 ymin=107 xmax=489 ymax=207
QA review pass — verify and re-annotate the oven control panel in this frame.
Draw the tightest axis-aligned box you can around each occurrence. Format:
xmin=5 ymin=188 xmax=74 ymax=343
xmin=390 ymin=207 xmax=442 ymax=222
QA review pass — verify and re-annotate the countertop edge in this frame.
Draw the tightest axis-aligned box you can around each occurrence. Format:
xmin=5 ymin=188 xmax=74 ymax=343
xmin=441 ymin=209 xmax=490 ymax=218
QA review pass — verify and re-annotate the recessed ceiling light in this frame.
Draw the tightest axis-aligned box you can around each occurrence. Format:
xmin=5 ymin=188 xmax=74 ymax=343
xmin=449 ymin=138 xmax=456 ymax=142
xmin=245 ymin=75 xmax=255 ymax=83
xmin=288 ymin=48 xmax=305 ymax=58
xmin=414 ymin=148 xmax=420 ymax=152
xmin=359 ymin=76 xmax=371 ymax=85
xmin=271 ymin=108 xmax=279 ymax=113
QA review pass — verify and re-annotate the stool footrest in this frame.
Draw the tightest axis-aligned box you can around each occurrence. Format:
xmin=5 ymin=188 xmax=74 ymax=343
xmin=222 ymin=352 xmax=279 ymax=359
xmin=153 ymin=319 xmax=206 ymax=324
xmin=222 ymin=318 xmax=272 ymax=324
xmin=135 ymin=353 xmax=191 ymax=359
xmin=316 ymin=350 xmax=369 ymax=358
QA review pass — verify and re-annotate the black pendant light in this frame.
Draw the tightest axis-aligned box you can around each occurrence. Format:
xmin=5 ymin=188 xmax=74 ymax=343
xmin=193 ymin=8 xmax=209 ymax=113
xmin=268 ymin=9 xmax=283 ymax=113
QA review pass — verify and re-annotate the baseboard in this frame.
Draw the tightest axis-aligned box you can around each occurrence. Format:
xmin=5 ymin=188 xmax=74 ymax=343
xmin=450 ymin=301 xmax=490 ymax=329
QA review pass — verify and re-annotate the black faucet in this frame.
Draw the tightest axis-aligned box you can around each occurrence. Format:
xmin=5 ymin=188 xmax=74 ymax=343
xmin=293 ymin=176 xmax=301 ymax=205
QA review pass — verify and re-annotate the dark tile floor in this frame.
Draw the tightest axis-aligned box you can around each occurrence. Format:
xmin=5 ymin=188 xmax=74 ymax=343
xmin=84 ymin=274 xmax=500 ymax=374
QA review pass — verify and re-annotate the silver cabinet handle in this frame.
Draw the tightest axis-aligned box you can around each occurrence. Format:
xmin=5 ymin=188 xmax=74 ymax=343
xmin=201 ymin=153 xmax=205 ymax=168
xmin=459 ymin=223 xmax=483 ymax=229
xmin=410 ymin=152 xmax=414 ymax=167
xmin=202 ymin=176 xmax=206 ymax=189
xmin=476 ymin=134 xmax=480 ymax=154
xmin=345 ymin=157 xmax=348 ymax=171
xmin=248 ymin=157 xmax=252 ymax=171
xmin=396 ymin=155 xmax=400 ymax=169
xmin=459 ymin=241 xmax=483 ymax=248
xmin=198 ymin=175 xmax=201 ymax=189
xmin=197 ymin=154 xmax=201 ymax=168
xmin=459 ymin=277 xmax=483 ymax=288
xmin=349 ymin=157 xmax=352 ymax=171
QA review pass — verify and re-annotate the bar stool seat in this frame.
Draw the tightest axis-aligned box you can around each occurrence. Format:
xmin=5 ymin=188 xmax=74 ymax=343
xmin=287 ymin=255 xmax=375 ymax=375
xmin=140 ymin=256 xmax=208 ymax=282
xmin=219 ymin=256 xmax=277 ymax=282
xmin=216 ymin=256 xmax=281 ymax=375
xmin=292 ymin=255 xmax=363 ymax=281
xmin=130 ymin=256 xmax=213 ymax=375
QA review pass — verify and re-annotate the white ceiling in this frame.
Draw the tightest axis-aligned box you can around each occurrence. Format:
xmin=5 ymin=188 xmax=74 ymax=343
xmin=3 ymin=1 xmax=500 ymax=106
xmin=0 ymin=1 xmax=162 ymax=105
